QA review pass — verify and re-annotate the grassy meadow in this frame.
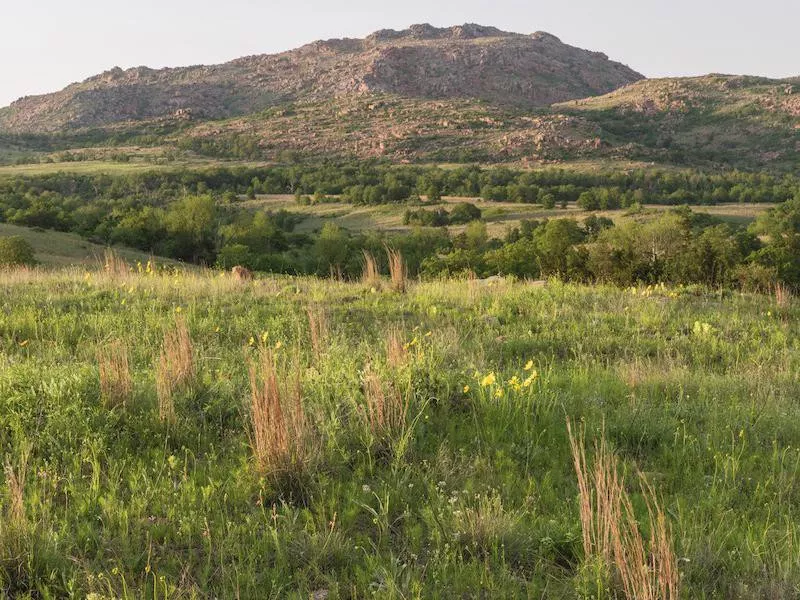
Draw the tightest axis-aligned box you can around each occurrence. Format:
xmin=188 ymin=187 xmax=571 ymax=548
xmin=0 ymin=265 xmax=798 ymax=598
xmin=242 ymin=195 xmax=773 ymax=239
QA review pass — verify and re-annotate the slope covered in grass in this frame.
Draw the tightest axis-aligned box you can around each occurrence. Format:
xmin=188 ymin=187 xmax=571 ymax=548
xmin=0 ymin=223 xmax=170 ymax=266
xmin=1 ymin=269 xmax=798 ymax=597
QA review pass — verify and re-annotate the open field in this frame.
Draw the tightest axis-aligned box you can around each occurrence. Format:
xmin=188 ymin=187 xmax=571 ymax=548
xmin=0 ymin=267 xmax=798 ymax=597
xmin=245 ymin=195 xmax=775 ymax=238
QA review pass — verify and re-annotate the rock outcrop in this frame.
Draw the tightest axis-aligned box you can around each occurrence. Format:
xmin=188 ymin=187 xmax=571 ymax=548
xmin=0 ymin=23 xmax=643 ymax=132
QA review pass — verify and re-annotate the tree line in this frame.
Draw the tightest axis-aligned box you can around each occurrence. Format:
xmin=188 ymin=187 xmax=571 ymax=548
xmin=0 ymin=166 xmax=799 ymax=288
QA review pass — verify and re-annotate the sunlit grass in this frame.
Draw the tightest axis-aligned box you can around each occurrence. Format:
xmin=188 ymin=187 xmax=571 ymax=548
xmin=0 ymin=267 xmax=797 ymax=597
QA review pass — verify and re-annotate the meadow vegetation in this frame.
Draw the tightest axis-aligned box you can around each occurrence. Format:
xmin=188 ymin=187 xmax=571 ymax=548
xmin=0 ymin=264 xmax=798 ymax=597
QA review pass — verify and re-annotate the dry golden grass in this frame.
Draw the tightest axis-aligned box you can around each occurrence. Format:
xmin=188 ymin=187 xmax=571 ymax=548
xmin=3 ymin=449 xmax=28 ymax=537
xmin=97 ymin=339 xmax=132 ymax=408
xmin=386 ymin=329 xmax=408 ymax=370
xmin=103 ymin=248 xmax=130 ymax=278
xmin=362 ymin=367 xmax=409 ymax=440
xmin=361 ymin=251 xmax=380 ymax=287
xmin=775 ymin=282 xmax=791 ymax=308
xmin=248 ymin=348 xmax=310 ymax=475
xmin=306 ymin=305 xmax=329 ymax=360
xmin=156 ymin=316 xmax=195 ymax=423
xmin=567 ymin=420 xmax=679 ymax=600
xmin=386 ymin=248 xmax=407 ymax=293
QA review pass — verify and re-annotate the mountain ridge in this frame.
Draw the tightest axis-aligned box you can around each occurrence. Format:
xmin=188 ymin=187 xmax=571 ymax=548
xmin=0 ymin=23 xmax=643 ymax=133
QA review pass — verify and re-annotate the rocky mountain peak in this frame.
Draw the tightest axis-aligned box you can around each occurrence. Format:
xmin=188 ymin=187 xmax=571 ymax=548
xmin=0 ymin=24 xmax=644 ymax=133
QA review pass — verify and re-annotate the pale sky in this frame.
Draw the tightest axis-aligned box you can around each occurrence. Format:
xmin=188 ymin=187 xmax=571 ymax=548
xmin=1 ymin=0 xmax=797 ymax=107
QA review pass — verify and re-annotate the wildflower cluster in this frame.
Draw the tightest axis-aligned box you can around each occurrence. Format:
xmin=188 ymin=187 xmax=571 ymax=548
xmin=692 ymin=321 xmax=715 ymax=336
xmin=472 ymin=360 xmax=538 ymax=399
xmin=135 ymin=260 xmax=156 ymax=275
xmin=628 ymin=283 xmax=680 ymax=299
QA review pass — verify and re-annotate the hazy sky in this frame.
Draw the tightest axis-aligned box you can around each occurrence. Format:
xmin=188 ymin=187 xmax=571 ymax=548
xmin=1 ymin=0 xmax=797 ymax=107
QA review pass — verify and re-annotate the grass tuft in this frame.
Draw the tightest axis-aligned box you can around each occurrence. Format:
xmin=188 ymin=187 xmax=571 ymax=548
xmin=362 ymin=251 xmax=380 ymax=287
xmin=97 ymin=339 xmax=132 ymax=408
xmin=361 ymin=367 xmax=409 ymax=442
xmin=248 ymin=347 xmax=311 ymax=477
xmin=775 ymin=282 xmax=791 ymax=308
xmin=386 ymin=329 xmax=408 ymax=370
xmin=386 ymin=248 xmax=407 ymax=293
xmin=307 ymin=305 xmax=329 ymax=360
xmin=102 ymin=248 xmax=129 ymax=278
xmin=156 ymin=315 xmax=195 ymax=423
xmin=567 ymin=419 xmax=679 ymax=599
xmin=3 ymin=451 xmax=28 ymax=539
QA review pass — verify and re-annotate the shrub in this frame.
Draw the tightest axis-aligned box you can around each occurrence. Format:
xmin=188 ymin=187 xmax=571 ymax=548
xmin=448 ymin=202 xmax=482 ymax=225
xmin=0 ymin=237 xmax=36 ymax=267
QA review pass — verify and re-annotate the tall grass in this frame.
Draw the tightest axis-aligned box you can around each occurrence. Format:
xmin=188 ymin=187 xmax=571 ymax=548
xmin=248 ymin=348 xmax=310 ymax=476
xmin=386 ymin=248 xmax=407 ymax=293
xmin=775 ymin=282 xmax=791 ymax=308
xmin=386 ymin=329 xmax=408 ymax=369
xmin=3 ymin=450 xmax=28 ymax=538
xmin=361 ymin=367 xmax=408 ymax=441
xmin=362 ymin=251 xmax=380 ymax=287
xmin=306 ymin=305 xmax=329 ymax=361
xmin=156 ymin=315 xmax=195 ymax=422
xmin=102 ymin=248 xmax=129 ymax=278
xmin=97 ymin=339 xmax=132 ymax=408
xmin=567 ymin=420 xmax=679 ymax=599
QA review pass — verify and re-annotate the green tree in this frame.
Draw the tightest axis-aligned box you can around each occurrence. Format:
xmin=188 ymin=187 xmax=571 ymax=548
xmin=313 ymin=223 xmax=350 ymax=275
xmin=751 ymin=196 xmax=800 ymax=286
xmin=0 ymin=236 xmax=36 ymax=267
xmin=535 ymin=219 xmax=586 ymax=277
xmin=448 ymin=202 xmax=482 ymax=225
xmin=165 ymin=195 xmax=217 ymax=264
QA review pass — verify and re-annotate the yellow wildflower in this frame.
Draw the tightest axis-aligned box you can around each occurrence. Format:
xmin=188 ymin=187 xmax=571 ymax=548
xmin=463 ymin=385 xmax=470 ymax=394
xmin=523 ymin=371 xmax=538 ymax=388
xmin=480 ymin=372 xmax=496 ymax=387
xmin=274 ymin=340 xmax=283 ymax=350
xmin=494 ymin=388 xmax=504 ymax=398
xmin=524 ymin=360 xmax=534 ymax=371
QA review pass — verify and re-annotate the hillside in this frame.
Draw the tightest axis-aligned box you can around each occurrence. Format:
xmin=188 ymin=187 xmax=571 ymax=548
xmin=0 ymin=26 xmax=797 ymax=171
xmin=0 ymin=24 xmax=642 ymax=133
xmin=172 ymin=75 xmax=800 ymax=169
xmin=556 ymin=74 xmax=800 ymax=170
xmin=0 ymin=223 xmax=174 ymax=266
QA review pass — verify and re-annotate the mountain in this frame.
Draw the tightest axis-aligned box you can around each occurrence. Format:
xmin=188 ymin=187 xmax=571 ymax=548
xmin=0 ymin=26 xmax=797 ymax=172
xmin=0 ymin=24 xmax=643 ymax=133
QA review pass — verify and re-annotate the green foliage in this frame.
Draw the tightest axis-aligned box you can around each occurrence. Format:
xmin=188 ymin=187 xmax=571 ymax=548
xmin=0 ymin=235 xmax=36 ymax=266
xmin=0 ymin=166 xmax=799 ymax=288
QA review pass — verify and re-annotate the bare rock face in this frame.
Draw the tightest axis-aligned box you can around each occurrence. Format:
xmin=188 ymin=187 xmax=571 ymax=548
xmin=0 ymin=23 xmax=643 ymax=133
